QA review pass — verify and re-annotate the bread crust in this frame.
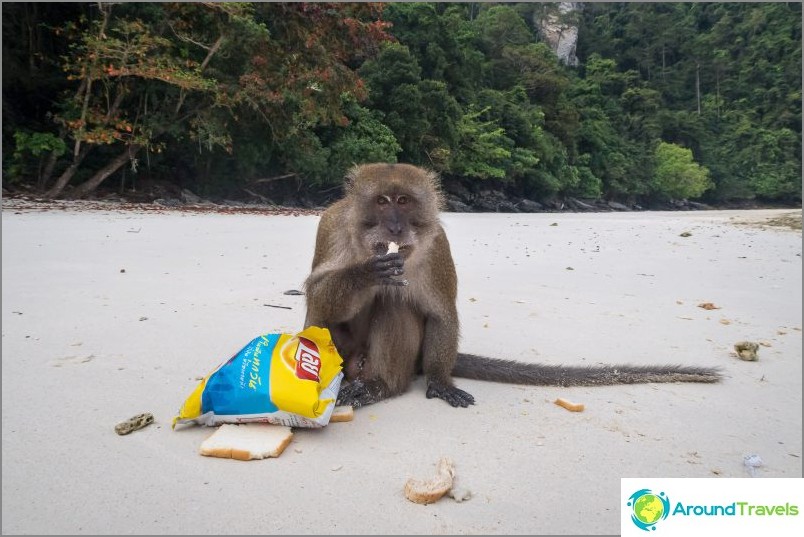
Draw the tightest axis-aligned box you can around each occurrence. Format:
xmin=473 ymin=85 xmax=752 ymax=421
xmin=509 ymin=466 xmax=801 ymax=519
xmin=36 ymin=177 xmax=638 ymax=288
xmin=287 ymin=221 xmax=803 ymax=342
xmin=554 ymin=397 xmax=584 ymax=412
xmin=329 ymin=405 xmax=354 ymax=423
xmin=199 ymin=424 xmax=293 ymax=460
xmin=404 ymin=457 xmax=455 ymax=504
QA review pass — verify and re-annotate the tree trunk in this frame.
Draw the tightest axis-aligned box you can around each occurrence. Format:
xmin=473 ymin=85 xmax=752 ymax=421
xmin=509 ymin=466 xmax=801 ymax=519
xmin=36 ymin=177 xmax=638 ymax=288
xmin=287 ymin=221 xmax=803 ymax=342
xmin=44 ymin=145 xmax=92 ymax=198
xmin=695 ymin=61 xmax=701 ymax=115
xmin=38 ymin=149 xmax=59 ymax=191
xmin=68 ymin=144 xmax=142 ymax=199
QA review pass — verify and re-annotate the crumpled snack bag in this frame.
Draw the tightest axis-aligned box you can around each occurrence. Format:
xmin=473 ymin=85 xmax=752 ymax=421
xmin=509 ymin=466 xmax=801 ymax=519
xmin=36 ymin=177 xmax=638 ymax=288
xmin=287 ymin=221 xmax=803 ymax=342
xmin=173 ymin=326 xmax=343 ymax=429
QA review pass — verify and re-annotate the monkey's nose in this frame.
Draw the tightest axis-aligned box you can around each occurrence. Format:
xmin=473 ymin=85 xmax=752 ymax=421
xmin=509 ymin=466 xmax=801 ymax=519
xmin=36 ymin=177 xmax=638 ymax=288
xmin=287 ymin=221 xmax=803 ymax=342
xmin=386 ymin=222 xmax=403 ymax=235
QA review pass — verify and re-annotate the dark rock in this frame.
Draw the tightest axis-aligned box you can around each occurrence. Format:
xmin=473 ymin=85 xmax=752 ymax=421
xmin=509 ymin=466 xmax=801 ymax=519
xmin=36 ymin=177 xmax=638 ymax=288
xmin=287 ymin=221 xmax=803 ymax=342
xmin=497 ymin=200 xmax=520 ymax=213
xmin=607 ymin=201 xmax=631 ymax=211
xmin=181 ymin=189 xmax=202 ymax=204
xmin=442 ymin=179 xmax=474 ymax=202
xmin=154 ymin=198 xmax=182 ymax=207
xmin=517 ymin=199 xmax=544 ymax=212
xmin=566 ymin=197 xmax=597 ymax=211
xmin=446 ymin=197 xmax=473 ymax=213
xmin=687 ymin=201 xmax=713 ymax=210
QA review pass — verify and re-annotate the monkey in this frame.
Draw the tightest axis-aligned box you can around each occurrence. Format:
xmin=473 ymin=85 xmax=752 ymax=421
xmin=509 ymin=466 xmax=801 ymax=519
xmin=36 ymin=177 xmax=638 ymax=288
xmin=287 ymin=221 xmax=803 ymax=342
xmin=302 ymin=163 xmax=721 ymax=409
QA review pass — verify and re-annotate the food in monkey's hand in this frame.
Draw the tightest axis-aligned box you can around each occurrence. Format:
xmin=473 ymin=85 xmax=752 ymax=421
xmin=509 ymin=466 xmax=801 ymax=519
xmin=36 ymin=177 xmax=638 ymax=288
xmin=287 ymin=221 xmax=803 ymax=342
xmin=386 ymin=241 xmax=408 ymax=286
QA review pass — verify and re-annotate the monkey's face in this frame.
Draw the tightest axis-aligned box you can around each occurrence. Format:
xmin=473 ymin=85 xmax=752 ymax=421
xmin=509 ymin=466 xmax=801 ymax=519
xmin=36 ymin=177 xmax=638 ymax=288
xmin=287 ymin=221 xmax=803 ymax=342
xmin=359 ymin=190 xmax=419 ymax=255
xmin=347 ymin=163 xmax=443 ymax=257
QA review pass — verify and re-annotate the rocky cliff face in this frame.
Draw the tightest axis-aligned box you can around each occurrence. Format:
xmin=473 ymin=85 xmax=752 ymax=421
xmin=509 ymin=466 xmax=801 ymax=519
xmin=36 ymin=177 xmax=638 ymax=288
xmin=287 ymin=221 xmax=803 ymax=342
xmin=535 ymin=2 xmax=581 ymax=67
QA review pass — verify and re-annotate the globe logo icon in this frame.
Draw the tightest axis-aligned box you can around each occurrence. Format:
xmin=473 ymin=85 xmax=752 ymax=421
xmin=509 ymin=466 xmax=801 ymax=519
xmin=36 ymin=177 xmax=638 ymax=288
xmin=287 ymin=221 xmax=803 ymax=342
xmin=627 ymin=489 xmax=670 ymax=531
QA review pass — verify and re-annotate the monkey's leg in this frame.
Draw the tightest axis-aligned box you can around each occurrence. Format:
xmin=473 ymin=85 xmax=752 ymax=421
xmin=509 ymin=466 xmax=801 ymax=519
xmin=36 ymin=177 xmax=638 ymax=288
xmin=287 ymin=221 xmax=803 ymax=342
xmin=337 ymin=302 xmax=423 ymax=408
xmin=422 ymin=316 xmax=475 ymax=407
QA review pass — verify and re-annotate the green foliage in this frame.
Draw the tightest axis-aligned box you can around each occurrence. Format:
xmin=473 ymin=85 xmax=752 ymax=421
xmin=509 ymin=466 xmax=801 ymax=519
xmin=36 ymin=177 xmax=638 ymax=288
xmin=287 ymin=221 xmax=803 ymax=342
xmin=450 ymin=105 xmax=510 ymax=180
xmin=319 ymin=96 xmax=402 ymax=185
xmin=13 ymin=131 xmax=67 ymax=158
xmin=652 ymin=142 xmax=713 ymax=200
xmin=1 ymin=2 xmax=800 ymax=204
xmin=7 ymin=131 xmax=67 ymax=182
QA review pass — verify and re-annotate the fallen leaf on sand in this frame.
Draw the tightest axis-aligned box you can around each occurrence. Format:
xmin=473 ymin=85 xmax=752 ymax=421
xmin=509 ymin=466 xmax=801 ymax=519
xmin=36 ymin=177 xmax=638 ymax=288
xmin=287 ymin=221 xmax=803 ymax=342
xmin=698 ymin=302 xmax=720 ymax=310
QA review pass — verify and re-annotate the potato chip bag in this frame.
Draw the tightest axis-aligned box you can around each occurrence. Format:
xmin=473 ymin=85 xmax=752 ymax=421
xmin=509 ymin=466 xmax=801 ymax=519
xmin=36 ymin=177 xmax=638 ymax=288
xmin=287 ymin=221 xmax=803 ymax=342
xmin=173 ymin=326 xmax=343 ymax=429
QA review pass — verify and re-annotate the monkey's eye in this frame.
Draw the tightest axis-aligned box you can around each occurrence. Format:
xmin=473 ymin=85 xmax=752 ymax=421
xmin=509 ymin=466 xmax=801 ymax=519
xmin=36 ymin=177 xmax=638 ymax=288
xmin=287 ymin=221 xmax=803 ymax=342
xmin=396 ymin=195 xmax=409 ymax=205
xmin=376 ymin=196 xmax=389 ymax=206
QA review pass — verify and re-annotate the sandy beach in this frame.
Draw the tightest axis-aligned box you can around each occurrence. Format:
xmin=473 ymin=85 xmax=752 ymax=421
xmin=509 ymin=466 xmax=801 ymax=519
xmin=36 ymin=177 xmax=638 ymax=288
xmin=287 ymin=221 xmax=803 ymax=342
xmin=1 ymin=202 xmax=801 ymax=535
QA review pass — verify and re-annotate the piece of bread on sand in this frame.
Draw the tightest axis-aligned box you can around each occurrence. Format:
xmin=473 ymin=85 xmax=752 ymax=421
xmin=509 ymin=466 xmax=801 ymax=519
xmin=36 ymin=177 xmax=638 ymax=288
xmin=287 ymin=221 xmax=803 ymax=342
xmin=554 ymin=397 xmax=584 ymax=412
xmin=330 ymin=405 xmax=354 ymax=423
xmin=404 ymin=457 xmax=455 ymax=504
xmin=200 ymin=424 xmax=293 ymax=461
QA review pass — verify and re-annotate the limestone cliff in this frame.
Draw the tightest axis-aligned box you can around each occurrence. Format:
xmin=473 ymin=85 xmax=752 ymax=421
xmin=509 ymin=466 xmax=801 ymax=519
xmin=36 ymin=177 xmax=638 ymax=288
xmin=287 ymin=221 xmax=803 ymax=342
xmin=535 ymin=2 xmax=581 ymax=67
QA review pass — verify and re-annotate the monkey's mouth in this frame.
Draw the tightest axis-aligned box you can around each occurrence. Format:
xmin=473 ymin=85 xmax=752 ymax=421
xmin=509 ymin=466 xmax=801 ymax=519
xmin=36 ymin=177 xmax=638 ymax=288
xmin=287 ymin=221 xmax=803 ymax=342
xmin=373 ymin=242 xmax=411 ymax=255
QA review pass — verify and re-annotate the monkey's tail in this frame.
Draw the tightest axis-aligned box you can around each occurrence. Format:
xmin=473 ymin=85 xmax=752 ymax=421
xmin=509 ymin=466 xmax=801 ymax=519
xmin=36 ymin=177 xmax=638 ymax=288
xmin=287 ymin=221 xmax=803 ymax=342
xmin=453 ymin=353 xmax=722 ymax=386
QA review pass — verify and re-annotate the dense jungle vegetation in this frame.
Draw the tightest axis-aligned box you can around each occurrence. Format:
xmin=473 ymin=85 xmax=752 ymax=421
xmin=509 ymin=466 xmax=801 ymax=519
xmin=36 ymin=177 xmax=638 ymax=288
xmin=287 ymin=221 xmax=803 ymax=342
xmin=2 ymin=2 xmax=801 ymax=207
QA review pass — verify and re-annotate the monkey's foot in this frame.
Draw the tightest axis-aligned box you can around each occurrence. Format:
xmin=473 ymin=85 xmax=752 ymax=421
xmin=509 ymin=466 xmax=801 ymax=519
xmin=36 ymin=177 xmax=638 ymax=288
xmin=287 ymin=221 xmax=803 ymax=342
xmin=426 ymin=381 xmax=475 ymax=408
xmin=336 ymin=379 xmax=389 ymax=409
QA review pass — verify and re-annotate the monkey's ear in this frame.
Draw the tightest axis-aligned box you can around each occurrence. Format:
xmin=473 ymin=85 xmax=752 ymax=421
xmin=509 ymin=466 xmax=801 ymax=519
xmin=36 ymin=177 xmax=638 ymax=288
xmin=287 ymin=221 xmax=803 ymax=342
xmin=344 ymin=164 xmax=367 ymax=195
xmin=422 ymin=168 xmax=446 ymax=212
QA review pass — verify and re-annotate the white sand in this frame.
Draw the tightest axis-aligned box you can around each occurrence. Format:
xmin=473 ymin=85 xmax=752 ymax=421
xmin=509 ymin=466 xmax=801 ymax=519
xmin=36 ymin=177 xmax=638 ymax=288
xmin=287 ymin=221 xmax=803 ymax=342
xmin=1 ymin=205 xmax=801 ymax=534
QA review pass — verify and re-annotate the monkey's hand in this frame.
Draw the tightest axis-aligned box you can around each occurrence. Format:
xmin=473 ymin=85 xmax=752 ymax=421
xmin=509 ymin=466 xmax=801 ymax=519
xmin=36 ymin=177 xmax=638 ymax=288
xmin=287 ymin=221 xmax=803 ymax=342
xmin=337 ymin=379 xmax=390 ymax=408
xmin=426 ymin=380 xmax=475 ymax=408
xmin=365 ymin=252 xmax=408 ymax=286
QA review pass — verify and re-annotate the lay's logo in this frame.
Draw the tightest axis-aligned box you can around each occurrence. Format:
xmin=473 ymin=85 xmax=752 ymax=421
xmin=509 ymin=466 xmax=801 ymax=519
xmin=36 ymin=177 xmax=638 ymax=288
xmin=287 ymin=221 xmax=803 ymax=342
xmin=295 ymin=337 xmax=321 ymax=381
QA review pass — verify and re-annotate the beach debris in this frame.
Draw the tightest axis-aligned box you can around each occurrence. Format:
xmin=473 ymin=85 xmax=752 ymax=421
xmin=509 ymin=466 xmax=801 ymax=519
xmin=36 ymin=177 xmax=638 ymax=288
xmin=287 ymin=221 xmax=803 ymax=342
xmin=283 ymin=289 xmax=304 ymax=296
xmin=743 ymin=454 xmax=763 ymax=477
xmin=448 ymin=487 xmax=473 ymax=503
xmin=734 ymin=341 xmax=759 ymax=361
xmin=679 ymin=231 xmax=692 ymax=237
xmin=115 ymin=412 xmax=155 ymax=435
xmin=404 ymin=457 xmax=455 ymax=505
xmin=554 ymin=397 xmax=584 ymax=412
xmin=263 ymin=303 xmax=292 ymax=310
xmin=698 ymin=302 xmax=720 ymax=310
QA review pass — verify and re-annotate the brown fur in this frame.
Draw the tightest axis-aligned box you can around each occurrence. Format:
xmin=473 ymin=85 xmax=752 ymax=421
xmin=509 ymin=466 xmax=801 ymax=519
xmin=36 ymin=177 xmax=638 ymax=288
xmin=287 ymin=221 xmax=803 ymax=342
xmin=303 ymin=163 xmax=721 ymax=408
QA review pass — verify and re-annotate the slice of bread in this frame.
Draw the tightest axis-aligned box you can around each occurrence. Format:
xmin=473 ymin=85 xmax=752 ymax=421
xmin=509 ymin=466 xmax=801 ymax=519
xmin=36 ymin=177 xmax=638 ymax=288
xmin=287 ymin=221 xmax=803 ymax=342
xmin=199 ymin=424 xmax=293 ymax=461
xmin=404 ymin=457 xmax=455 ymax=504
xmin=330 ymin=405 xmax=354 ymax=423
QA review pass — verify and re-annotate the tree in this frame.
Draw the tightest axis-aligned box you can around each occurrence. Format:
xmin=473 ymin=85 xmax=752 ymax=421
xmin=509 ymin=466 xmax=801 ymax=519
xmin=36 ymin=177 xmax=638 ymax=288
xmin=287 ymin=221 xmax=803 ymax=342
xmin=652 ymin=141 xmax=712 ymax=200
xmin=33 ymin=2 xmax=391 ymax=199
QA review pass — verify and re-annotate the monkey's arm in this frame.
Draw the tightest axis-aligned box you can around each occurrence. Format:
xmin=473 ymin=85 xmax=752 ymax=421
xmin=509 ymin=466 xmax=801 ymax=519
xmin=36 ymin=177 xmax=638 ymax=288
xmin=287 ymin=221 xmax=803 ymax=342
xmin=418 ymin=232 xmax=475 ymax=407
xmin=303 ymin=253 xmax=405 ymax=326
xmin=421 ymin=313 xmax=475 ymax=407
